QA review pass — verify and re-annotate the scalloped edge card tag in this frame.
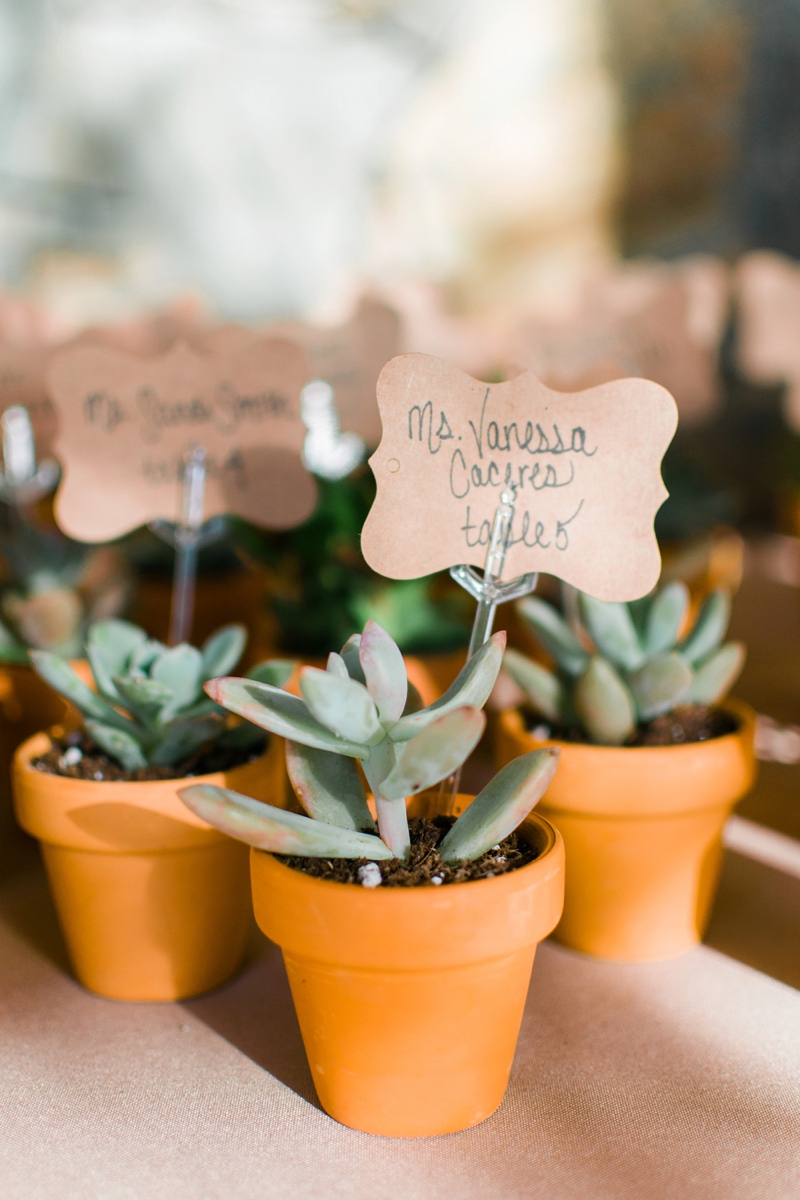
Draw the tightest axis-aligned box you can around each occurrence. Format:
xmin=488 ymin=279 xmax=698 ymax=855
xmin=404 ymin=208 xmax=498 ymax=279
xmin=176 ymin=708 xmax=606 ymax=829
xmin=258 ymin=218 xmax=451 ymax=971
xmin=48 ymin=339 xmax=316 ymax=542
xmin=361 ymin=353 xmax=678 ymax=602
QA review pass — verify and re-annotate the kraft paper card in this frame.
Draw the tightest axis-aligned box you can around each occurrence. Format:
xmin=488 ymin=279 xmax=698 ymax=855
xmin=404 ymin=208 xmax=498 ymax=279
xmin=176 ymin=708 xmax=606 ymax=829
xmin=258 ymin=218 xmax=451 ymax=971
xmin=48 ymin=340 xmax=316 ymax=542
xmin=361 ymin=354 xmax=678 ymax=602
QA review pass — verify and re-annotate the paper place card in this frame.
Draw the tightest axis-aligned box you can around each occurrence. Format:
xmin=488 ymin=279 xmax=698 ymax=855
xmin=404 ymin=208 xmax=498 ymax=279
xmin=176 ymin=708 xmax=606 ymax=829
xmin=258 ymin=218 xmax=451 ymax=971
xmin=736 ymin=251 xmax=800 ymax=432
xmin=361 ymin=354 xmax=678 ymax=602
xmin=48 ymin=339 xmax=316 ymax=542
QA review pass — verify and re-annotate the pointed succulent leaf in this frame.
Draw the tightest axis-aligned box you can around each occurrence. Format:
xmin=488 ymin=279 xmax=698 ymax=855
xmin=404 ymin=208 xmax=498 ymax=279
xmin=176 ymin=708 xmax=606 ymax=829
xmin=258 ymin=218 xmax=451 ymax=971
xmin=326 ymin=651 xmax=349 ymax=678
xmin=359 ymin=619 xmax=407 ymax=726
xmin=286 ymin=740 xmax=376 ymax=831
xmin=389 ymin=632 xmax=504 ymax=742
xmin=685 ymin=642 xmax=745 ymax=705
xmin=178 ymin=784 xmax=394 ymax=858
xmin=503 ymin=648 xmax=566 ymax=723
xmin=628 ymin=593 xmax=654 ymax=638
xmin=574 ymin=656 xmax=636 ymax=745
xmin=86 ymin=619 xmax=148 ymax=701
xmin=580 ymin=595 xmax=644 ymax=670
xmin=643 ymin=582 xmax=689 ymax=656
xmin=246 ymin=659 xmax=295 ymax=688
xmin=439 ymin=748 xmax=560 ymax=863
xmin=152 ymin=644 xmax=204 ymax=713
xmin=205 ymin=677 xmax=369 ymax=758
xmin=29 ymin=650 xmax=138 ymax=734
xmin=129 ymin=638 xmax=166 ymax=674
xmin=300 ymin=666 xmax=383 ymax=746
xmin=516 ymin=596 xmax=589 ymax=677
xmin=380 ymin=705 xmax=486 ymax=800
xmin=112 ymin=675 xmax=174 ymax=717
xmin=200 ymin=624 xmax=246 ymax=680
xmin=628 ymin=653 xmax=692 ymax=721
xmin=84 ymin=720 xmax=147 ymax=772
xmin=340 ymin=634 xmax=366 ymax=684
xmin=149 ymin=716 xmax=222 ymax=767
xmin=678 ymin=590 xmax=731 ymax=665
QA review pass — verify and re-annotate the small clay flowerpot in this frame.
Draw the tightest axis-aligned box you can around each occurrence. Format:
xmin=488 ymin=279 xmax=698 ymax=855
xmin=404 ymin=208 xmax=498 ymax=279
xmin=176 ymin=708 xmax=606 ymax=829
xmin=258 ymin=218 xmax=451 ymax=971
xmin=13 ymin=731 xmax=286 ymax=1001
xmin=0 ymin=659 xmax=92 ymax=877
xmin=495 ymin=700 xmax=756 ymax=961
xmin=250 ymin=793 xmax=564 ymax=1137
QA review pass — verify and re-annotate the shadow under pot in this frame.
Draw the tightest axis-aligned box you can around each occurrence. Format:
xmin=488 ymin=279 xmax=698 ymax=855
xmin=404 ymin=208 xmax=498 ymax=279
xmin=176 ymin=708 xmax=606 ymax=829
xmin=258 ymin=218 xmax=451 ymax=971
xmin=249 ymin=792 xmax=565 ymax=1138
xmin=12 ymin=730 xmax=286 ymax=1001
xmin=495 ymin=699 xmax=757 ymax=962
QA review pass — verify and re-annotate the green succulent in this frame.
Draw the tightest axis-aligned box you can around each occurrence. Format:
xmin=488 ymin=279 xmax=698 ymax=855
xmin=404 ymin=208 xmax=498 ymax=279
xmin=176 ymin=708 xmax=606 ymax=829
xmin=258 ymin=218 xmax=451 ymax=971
xmin=504 ymin=583 xmax=745 ymax=746
xmin=31 ymin=619 xmax=293 ymax=771
xmin=180 ymin=620 xmax=559 ymax=863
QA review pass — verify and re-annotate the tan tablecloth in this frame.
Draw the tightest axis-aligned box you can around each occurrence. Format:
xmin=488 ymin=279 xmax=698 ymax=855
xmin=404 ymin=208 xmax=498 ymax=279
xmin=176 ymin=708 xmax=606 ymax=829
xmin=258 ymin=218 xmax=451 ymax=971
xmin=0 ymin=836 xmax=798 ymax=1200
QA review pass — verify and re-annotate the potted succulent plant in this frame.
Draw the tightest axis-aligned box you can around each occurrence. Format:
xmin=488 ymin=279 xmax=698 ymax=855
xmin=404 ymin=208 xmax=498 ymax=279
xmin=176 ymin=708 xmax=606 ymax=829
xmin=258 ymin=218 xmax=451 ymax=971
xmin=496 ymin=583 xmax=756 ymax=961
xmin=12 ymin=618 xmax=292 ymax=1002
xmin=179 ymin=620 xmax=565 ymax=1137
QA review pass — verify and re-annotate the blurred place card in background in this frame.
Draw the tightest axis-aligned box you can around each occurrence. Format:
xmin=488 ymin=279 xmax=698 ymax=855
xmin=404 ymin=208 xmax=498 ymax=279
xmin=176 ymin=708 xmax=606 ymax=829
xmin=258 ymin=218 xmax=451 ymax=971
xmin=361 ymin=353 xmax=678 ymax=601
xmin=47 ymin=340 xmax=315 ymax=542
xmin=0 ymin=344 xmax=59 ymax=461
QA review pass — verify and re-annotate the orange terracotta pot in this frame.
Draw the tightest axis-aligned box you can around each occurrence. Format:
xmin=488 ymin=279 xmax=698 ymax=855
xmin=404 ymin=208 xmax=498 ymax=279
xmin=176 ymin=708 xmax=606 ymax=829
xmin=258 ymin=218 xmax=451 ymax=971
xmin=0 ymin=659 xmax=92 ymax=876
xmin=250 ymin=792 xmax=564 ymax=1137
xmin=13 ymin=730 xmax=286 ymax=1001
xmin=495 ymin=700 xmax=757 ymax=961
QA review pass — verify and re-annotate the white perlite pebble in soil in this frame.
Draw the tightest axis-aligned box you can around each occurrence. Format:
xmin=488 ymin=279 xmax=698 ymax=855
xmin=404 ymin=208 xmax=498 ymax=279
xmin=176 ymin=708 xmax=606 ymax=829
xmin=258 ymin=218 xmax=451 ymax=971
xmin=59 ymin=747 xmax=83 ymax=768
xmin=358 ymin=862 xmax=382 ymax=888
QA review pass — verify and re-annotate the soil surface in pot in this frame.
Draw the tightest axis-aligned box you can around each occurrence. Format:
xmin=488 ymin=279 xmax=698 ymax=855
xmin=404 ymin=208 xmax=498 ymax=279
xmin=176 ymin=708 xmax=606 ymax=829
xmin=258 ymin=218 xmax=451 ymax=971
xmin=524 ymin=703 xmax=737 ymax=747
xmin=277 ymin=816 xmax=539 ymax=887
xmin=30 ymin=729 xmax=268 ymax=782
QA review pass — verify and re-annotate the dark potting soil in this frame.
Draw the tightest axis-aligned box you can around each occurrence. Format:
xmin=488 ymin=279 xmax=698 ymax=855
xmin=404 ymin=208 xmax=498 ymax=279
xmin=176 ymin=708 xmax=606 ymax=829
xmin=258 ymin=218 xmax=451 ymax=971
xmin=30 ymin=729 xmax=267 ymax=782
xmin=276 ymin=816 xmax=539 ymax=888
xmin=524 ymin=703 xmax=737 ymax=747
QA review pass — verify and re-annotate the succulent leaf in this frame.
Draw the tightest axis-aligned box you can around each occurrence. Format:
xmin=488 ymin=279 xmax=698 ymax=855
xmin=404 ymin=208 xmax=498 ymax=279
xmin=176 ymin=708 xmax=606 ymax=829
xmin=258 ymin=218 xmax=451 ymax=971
xmin=204 ymin=677 xmax=369 ymax=758
xmin=129 ymin=638 xmax=166 ymax=674
xmin=678 ymin=590 xmax=731 ymax=665
xmin=112 ymin=675 xmax=174 ymax=717
xmin=379 ymin=705 xmax=486 ymax=800
xmin=574 ymin=657 xmax=636 ymax=745
xmin=326 ymin=652 xmax=349 ymax=678
xmin=580 ymin=595 xmax=644 ymax=670
xmin=247 ymin=659 xmax=295 ymax=688
xmin=152 ymin=644 xmax=204 ymax=715
xmin=684 ymin=642 xmax=745 ymax=705
xmin=359 ymin=619 xmax=408 ymax=725
xmin=200 ymin=624 xmax=246 ymax=680
xmin=389 ymin=632 xmax=504 ymax=742
xmin=30 ymin=650 xmax=137 ymax=734
xmin=516 ymin=596 xmax=589 ymax=676
xmin=85 ymin=721 xmax=147 ymax=772
xmin=149 ymin=716 xmax=222 ymax=767
xmin=86 ymin=618 xmax=148 ymax=701
xmin=286 ymin=740 xmax=376 ymax=831
xmin=643 ymin=582 xmax=689 ymax=656
xmin=340 ymin=634 xmax=366 ymax=684
xmin=628 ymin=652 xmax=692 ymax=721
xmin=300 ymin=666 xmax=383 ymax=746
xmin=439 ymin=748 xmax=560 ymax=863
xmin=503 ymin=648 xmax=566 ymax=723
xmin=179 ymin=784 xmax=394 ymax=858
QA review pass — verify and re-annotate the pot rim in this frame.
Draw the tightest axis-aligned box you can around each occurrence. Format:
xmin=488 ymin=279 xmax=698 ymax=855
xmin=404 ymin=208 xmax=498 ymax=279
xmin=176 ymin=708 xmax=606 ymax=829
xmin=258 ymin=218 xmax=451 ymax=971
xmin=501 ymin=696 xmax=754 ymax=756
xmin=252 ymin=807 xmax=559 ymax=899
xmin=13 ymin=730 xmax=277 ymax=851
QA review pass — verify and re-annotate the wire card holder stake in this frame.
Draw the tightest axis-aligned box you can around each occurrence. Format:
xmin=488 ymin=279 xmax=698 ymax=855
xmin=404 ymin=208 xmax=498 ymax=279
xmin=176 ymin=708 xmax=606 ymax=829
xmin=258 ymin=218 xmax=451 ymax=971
xmin=443 ymin=486 xmax=538 ymax=805
xmin=150 ymin=446 xmax=227 ymax=646
xmin=0 ymin=405 xmax=59 ymax=507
